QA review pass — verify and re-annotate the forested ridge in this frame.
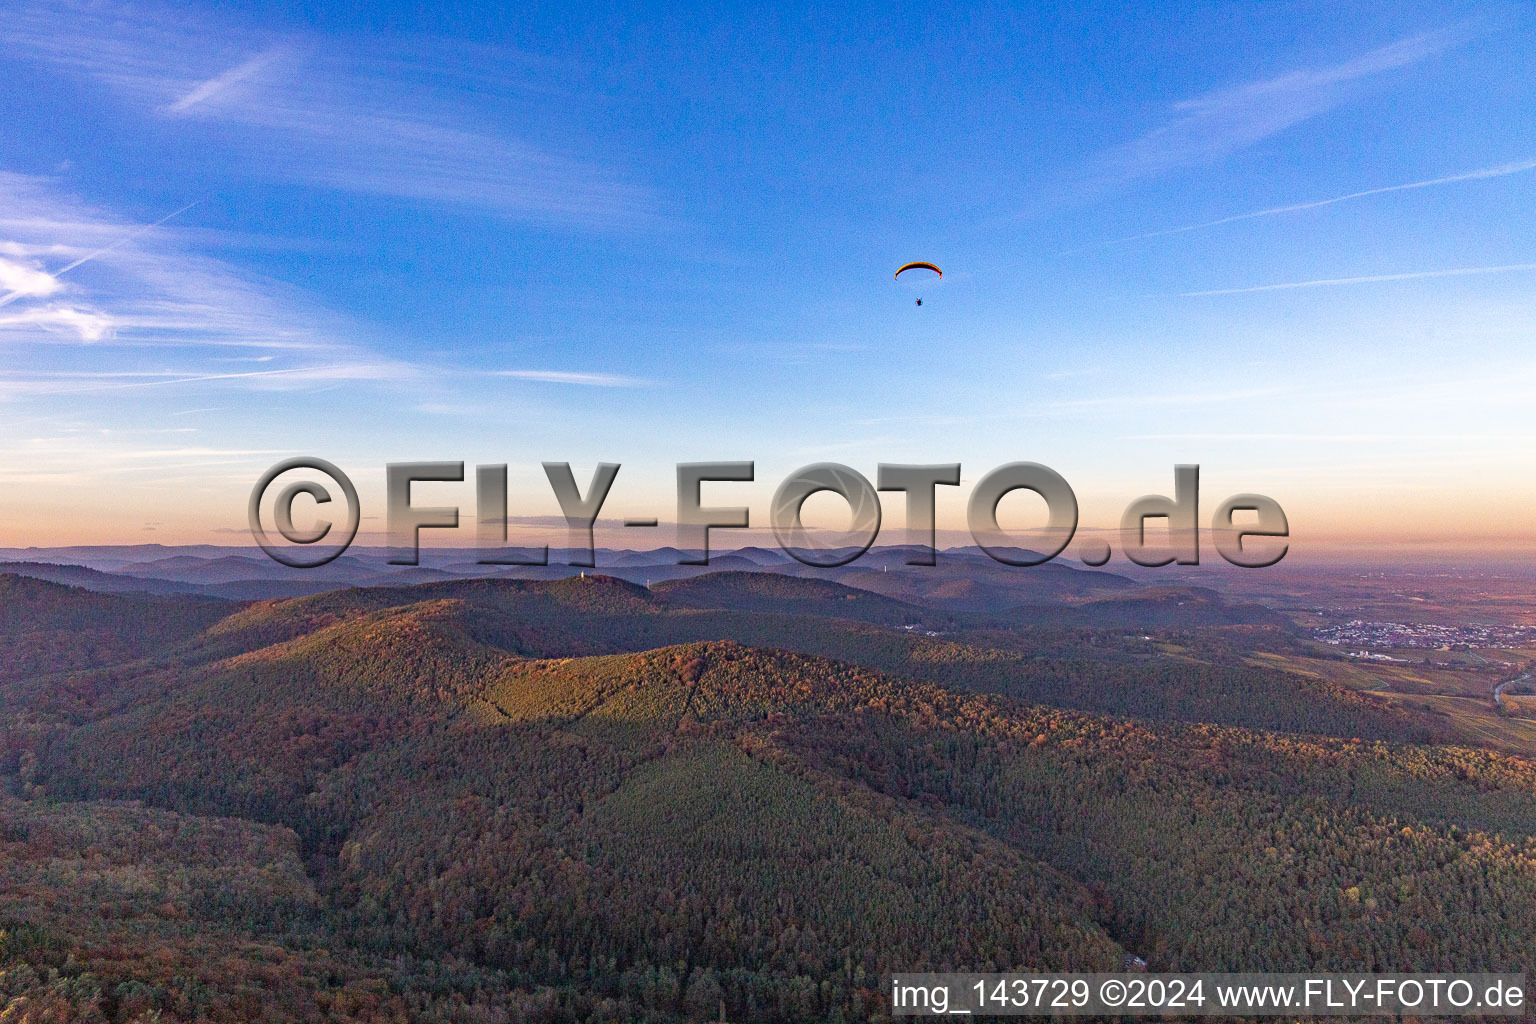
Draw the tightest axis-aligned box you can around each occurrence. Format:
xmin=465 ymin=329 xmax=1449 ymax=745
xmin=0 ymin=575 xmax=228 ymax=685
xmin=78 ymin=572 xmax=1430 ymax=741
xmin=0 ymin=572 xmax=1530 ymax=1022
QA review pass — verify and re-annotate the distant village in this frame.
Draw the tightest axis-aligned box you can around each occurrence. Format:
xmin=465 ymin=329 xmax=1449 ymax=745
xmin=1314 ymin=620 xmax=1536 ymax=652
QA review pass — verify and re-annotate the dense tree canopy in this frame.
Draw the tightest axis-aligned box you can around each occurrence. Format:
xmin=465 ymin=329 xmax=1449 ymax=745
xmin=0 ymin=573 xmax=1528 ymax=1022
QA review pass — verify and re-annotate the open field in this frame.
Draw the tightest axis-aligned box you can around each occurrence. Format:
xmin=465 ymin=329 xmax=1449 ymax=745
xmin=1247 ymin=651 xmax=1503 ymax=699
xmin=1246 ymin=650 xmax=1536 ymax=754
xmin=1361 ymin=691 xmax=1536 ymax=753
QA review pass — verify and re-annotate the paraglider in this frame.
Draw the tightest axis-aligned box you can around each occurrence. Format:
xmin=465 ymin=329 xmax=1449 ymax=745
xmin=894 ymin=262 xmax=942 ymax=280
xmin=895 ymin=261 xmax=941 ymax=307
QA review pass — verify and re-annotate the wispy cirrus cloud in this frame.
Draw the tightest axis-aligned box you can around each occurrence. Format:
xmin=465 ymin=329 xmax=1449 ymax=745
xmin=0 ymin=365 xmax=405 ymax=398
xmin=162 ymin=48 xmax=287 ymax=114
xmin=0 ymin=305 xmax=113 ymax=342
xmin=1087 ymin=157 xmax=1536 ymax=249
xmin=0 ymin=431 xmax=298 ymax=486
xmin=0 ymin=177 xmax=638 ymax=404
xmin=0 ymin=255 xmax=64 ymax=303
xmin=0 ymin=173 xmax=414 ymax=392
xmin=0 ymin=201 xmax=197 ymax=310
xmin=1089 ymin=24 xmax=1482 ymax=188
xmin=1179 ymin=262 xmax=1536 ymax=297
xmin=2 ymin=1 xmax=654 ymax=226
xmin=990 ymin=23 xmax=1488 ymax=225
xmin=493 ymin=369 xmax=652 ymax=387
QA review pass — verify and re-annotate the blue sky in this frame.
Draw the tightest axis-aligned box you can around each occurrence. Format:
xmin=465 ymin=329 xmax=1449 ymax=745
xmin=1 ymin=0 xmax=1533 ymax=552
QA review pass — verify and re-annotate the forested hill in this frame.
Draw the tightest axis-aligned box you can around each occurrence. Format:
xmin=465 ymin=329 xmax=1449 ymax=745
xmin=12 ymin=569 xmax=1423 ymax=740
xmin=651 ymin=570 xmax=929 ymax=623
xmin=0 ymin=573 xmax=229 ymax=683
xmin=4 ymin=571 xmax=1531 ymax=1021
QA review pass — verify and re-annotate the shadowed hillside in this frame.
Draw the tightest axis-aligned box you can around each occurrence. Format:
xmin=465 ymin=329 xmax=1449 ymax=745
xmin=0 ymin=575 xmax=230 ymax=683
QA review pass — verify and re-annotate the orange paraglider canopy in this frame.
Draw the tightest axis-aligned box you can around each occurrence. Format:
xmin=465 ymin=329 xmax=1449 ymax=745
xmin=894 ymin=261 xmax=942 ymax=280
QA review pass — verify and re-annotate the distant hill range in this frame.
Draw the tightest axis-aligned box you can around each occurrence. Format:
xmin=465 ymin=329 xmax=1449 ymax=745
xmin=0 ymin=543 xmax=1276 ymax=622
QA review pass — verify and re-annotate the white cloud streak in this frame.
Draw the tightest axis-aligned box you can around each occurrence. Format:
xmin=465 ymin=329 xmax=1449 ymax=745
xmin=0 ymin=200 xmax=198 ymax=310
xmin=0 ymin=365 xmax=406 ymax=398
xmin=1180 ymin=262 xmax=1536 ymax=297
xmin=0 ymin=174 xmax=414 ymax=390
xmin=493 ymin=369 xmax=652 ymax=387
xmin=1094 ymin=157 xmax=1536 ymax=247
xmin=0 ymin=256 xmax=63 ymax=303
xmin=0 ymin=305 xmax=113 ymax=342
xmin=163 ymin=48 xmax=286 ymax=113
xmin=1091 ymin=25 xmax=1478 ymax=185
xmin=2 ymin=2 xmax=653 ymax=225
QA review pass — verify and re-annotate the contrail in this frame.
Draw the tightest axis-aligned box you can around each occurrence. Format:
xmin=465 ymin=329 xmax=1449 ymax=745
xmin=0 ymin=200 xmax=199 ymax=309
xmin=1180 ymin=261 xmax=1536 ymax=297
xmin=164 ymin=49 xmax=286 ymax=114
xmin=1089 ymin=158 xmax=1536 ymax=250
xmin=0 ymin=366 xmax=330 ymax=396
